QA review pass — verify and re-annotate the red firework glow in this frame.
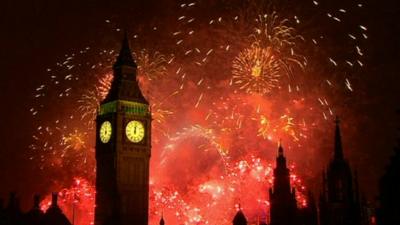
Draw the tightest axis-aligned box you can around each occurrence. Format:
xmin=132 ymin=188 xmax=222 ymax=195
xmin=29 ymin=0 xmax=368 ymax=224
xmin=41 ymin=159 xmax=307 ymax=225
xmin=40 ymin=178 xmax=95 ymax=225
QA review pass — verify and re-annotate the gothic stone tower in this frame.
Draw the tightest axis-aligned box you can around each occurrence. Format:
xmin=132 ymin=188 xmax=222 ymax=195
xmin=269 ymin=143 xmax=297 ymax=225
xmin=319 ymin=118 xmax=361 ymax=225
xmin=95 ymin=34 xmax=151 ymax=225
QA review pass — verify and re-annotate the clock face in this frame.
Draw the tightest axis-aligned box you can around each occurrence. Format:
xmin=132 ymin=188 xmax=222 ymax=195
xmin=99 ymin=121 xmax=112 ymax=143
xmin=125 ymin=120 xmax=145 ymax=143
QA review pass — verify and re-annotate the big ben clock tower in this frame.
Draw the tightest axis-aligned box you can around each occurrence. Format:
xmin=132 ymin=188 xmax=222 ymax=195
xmin=95 ymin=33 xmax=151 ymax=225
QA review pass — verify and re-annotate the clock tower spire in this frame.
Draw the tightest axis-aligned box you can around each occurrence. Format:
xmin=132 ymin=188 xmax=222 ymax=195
xmin=95 ymin=33 xmax=151 ymax=225
xmin=103 ymin=31 xmax=148 ymax=105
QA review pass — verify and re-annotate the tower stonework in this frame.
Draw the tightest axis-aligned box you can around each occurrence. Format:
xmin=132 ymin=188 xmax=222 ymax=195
xmin=95 ymin=34 xmax=151 ymax=225
xmin=269 ymin=143 xmax=297 ymax=225
xmin=319 ymin=118 xmax=361 ymax=225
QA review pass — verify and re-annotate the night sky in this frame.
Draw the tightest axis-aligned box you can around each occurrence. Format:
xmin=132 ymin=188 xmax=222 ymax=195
xmin=1 ymin=0 xmax=400 ymax=220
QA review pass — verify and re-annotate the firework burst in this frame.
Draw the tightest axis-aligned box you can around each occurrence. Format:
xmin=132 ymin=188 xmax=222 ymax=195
xmin=28 ymin=0 xmax=369 ymax=224
xmin=41 ymin=177 xmax=96 ymax=225
xmin=232 ymin=12 xmax=306 ymax=95
xmin=78 ymin=88 xmax=102 ymax=128
xmin=150 ymin=103 xmax=174 ymax=134
xmin=97 ymin=73 xmax=113 ymax=100
xmin=135 ymin=49 xmax=168 ymax=81
xmin=61 ymin=130 xmax=87 ymax=151
xmin=232 ymin=43 xmax=282 ymax=94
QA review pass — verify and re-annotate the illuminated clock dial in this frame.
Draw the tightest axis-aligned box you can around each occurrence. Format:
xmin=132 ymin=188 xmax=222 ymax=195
xmin=99 ymin=121 xmax=112 ymax=143
xmin=125 ymin=120 xmax=145 ymax=143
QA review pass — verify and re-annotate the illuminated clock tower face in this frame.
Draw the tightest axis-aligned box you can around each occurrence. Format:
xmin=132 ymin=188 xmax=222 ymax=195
xmin=125 ymin=120 xmax=145 ymax=143
xmin=95 ymin=35 xmax=151 ymax=225
xmin=99 ymin=121 xmax=112 ymax=143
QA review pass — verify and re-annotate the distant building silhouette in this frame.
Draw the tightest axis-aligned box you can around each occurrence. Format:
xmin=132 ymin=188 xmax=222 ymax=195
xmin=233 ymin=208 xmax=247 ymax=225
xmin=376 ymin=130 xmax=400 ymax=225
xmin=159 ymin=215 xmax=165 ymax=225
xmin=42 ymin=193 xmax=72 ymax=225
xmin=24 ymin=194 xmax=44 ymax=225
xmin=298 ymin=192 xmax=318 ymax=225
xmin=1 ymin=193 xmax=24 ymax=225
xmin=319 ymin=117 xmax=361 ymax=225
xmin=0 ymin=192 xmax=71 ymax=225
xmin=269 ymin=143 xmax=318 ymax=225
xmin=269 ymin=143 xmax=297 ymax=225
